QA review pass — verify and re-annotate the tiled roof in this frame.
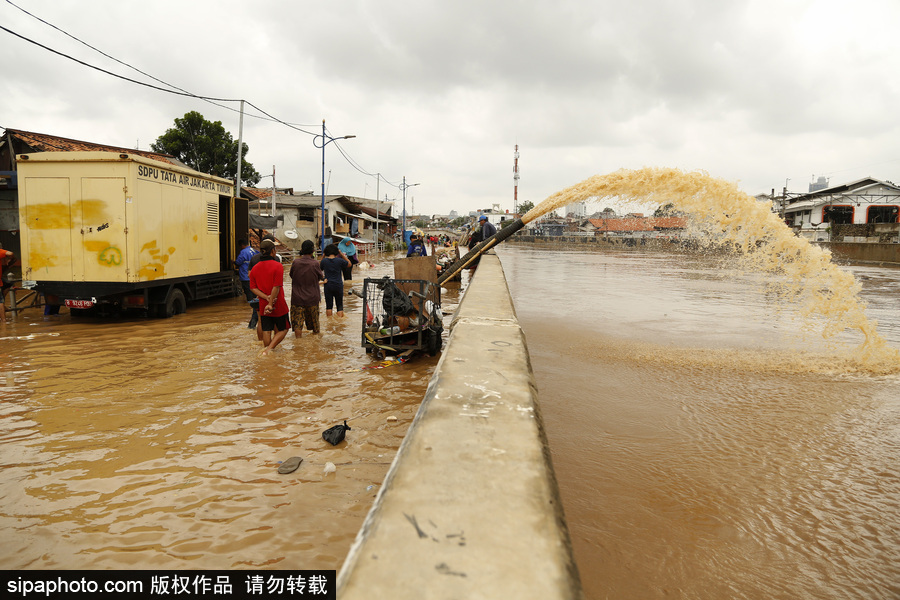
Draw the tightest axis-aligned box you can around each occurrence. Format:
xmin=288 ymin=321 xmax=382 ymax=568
xmin=589 ymin=218 xmax=655 ymax=232
xmin=650 ymin=217 xmax=688 ymax=229
xmin=242 ymin=187 xmax=273 ymax=200
xmin=588 ymin=217 xmax=687 ymax=232
xmin=5 ymin=128 xmax=179 ymax=165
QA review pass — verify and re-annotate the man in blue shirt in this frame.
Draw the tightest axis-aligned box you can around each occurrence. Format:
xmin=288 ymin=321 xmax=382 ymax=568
xmin=234 ymin=239 xmax=259 ymax=329
xmin=479 ymin=215 xmax=497 ymax=239
xmin=406 ymin=234 xmax=428 ymax=257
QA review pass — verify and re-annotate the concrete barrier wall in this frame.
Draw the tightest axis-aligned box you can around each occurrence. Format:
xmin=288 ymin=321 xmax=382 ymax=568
xmin=814 ymin=242 xmax=900 ymax=265
xmin=510 ymin=235 xmax=900 ymax=266
xmin=337 ymin=252 xmax=583 ymax=599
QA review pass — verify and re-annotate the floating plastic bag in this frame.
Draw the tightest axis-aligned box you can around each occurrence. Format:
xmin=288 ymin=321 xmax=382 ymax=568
xmin=322 ymin=420 xmax=351 ymax=446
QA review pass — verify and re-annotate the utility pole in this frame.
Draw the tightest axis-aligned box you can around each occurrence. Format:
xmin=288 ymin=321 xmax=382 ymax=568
xmin=375 ymin=173 xmax=381 ymax=254
xmin=513 ymin=144 xmax=520 ymax=214
xmin=235 ymin=100 xmax=244 ymax=198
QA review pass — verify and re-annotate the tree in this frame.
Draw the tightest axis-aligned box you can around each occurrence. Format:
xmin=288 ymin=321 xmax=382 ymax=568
xmin=517 ymin=200 xmax=535 ymax=215
xmin=152 ymin=111 xmax=261 ymax=185
xmin=654 ymin=203 xmax=677 ymax=217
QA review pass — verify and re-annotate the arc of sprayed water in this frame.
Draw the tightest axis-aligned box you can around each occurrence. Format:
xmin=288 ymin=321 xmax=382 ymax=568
xmin=443 ymin=167 xmax=899 ymax=370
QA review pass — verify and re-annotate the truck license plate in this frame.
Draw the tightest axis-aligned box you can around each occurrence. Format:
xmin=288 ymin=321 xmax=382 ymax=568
xmin=64 ymin=299 xmax=95 ymax=309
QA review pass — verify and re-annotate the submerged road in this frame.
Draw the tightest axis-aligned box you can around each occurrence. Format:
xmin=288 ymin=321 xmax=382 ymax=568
xmin=0 ymin=253 xmax=462 ymax=570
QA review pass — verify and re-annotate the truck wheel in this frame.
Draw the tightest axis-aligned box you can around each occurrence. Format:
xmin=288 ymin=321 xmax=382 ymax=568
xmin=163 ymin=288 xmax=186 ymax=318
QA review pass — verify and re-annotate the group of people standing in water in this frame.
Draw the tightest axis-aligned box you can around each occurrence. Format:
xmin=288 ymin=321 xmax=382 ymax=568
xmin=234 ymin=235 xmax=360 ymax=355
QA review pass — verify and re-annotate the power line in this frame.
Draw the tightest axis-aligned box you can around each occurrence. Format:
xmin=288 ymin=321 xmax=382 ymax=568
xmin=3 ymin=1 xmax=319 ymax=133
xmin=0 ymin=23 xmax=241 ymax=101
xmin=0 ymin=15 xmax=398 ymax=190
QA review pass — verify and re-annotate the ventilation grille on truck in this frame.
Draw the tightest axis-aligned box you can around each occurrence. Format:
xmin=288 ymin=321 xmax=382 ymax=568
xmin=207 ymin=202 xmax=219 ymax=232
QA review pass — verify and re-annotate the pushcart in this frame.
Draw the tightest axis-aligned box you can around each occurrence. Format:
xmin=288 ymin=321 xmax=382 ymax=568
xmin=360 ymin=276 xmax=443 ymax=358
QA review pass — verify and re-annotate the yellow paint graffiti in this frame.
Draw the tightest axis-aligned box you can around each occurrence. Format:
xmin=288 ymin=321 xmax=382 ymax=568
xmin=27 ymin=235 xmax=60 ymax=272
xmin=84 ymin=241 xmax=108 ymax=252
xmin=26 ymin=202 xmax=71 ymax=230
xmin=138 ymin=239 xmax=168 ymax=280
xmin=26 ymin=200 xmax=109 ymax=229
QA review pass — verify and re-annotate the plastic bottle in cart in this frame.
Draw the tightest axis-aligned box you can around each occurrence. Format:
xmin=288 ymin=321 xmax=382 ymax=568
xmin=379 ymin=326 xmax=401 ymax=335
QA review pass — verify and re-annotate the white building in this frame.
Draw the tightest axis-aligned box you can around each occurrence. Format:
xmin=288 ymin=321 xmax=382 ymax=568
xmin=783 ymin=177 xmax=900 ymax=241
xmin=474 ymin=203 xmax=517 ymax=228
xmin=566 ymin=202 xmax=587 ymax=218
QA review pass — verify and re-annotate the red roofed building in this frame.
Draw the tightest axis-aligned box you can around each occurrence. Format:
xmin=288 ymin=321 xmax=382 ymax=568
xmin=588 ymin=216 xmax=688 ymax=235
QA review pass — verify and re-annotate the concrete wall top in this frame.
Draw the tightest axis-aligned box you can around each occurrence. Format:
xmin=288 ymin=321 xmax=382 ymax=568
xmin=337 ymin=252 xmax=582 ymax=599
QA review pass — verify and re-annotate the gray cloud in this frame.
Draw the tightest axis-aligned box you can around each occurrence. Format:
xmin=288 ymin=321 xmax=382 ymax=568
xmin=2 ymin=0 xmax=899 ymax=215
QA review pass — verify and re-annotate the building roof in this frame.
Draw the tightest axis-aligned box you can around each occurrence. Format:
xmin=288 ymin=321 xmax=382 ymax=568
xmin=2 ymin=128 xmax=181 ymax=166
xmin=588 ymin=217 xmax=687 ymax=232
xmin=787 ymin=177 xmax=900 ymax=203
xmin=590 ymin=218 xmax=654 ymax=232
xmin=242 ymin=187 xmax=273 ymax=200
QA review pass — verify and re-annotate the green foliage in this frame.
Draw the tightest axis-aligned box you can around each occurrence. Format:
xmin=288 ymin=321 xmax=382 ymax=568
xmin=385 ymin=242 xmax=394 ymax=252
xmin=152 ymin=111 xmax=261 ymax=185
xmin=517 ymin=200 xmax=535 ymax=215
xmin=654 ymin=203 xmax=676 ymax=217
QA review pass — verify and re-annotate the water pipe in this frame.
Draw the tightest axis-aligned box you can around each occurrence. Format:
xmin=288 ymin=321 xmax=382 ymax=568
xmin=437 ymin=218 xmax=526 ymax=284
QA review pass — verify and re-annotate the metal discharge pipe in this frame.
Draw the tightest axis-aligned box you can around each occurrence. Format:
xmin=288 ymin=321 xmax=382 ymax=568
xmin=437 ymin=218 xmax=526 ymax=285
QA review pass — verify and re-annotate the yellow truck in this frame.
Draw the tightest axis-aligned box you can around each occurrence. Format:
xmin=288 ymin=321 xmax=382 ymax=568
xmin=17 ymin=151 xmax=249 ymax=316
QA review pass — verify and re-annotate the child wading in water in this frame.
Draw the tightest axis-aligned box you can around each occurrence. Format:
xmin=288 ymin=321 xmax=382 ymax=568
xmin=320 ymin=244 xmax=349 ymax=317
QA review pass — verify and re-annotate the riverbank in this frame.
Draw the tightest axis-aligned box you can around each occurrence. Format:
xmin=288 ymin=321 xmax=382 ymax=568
xmin=507 ymin=233 xmax=900 ymax=266
xmin=338 ymin=252 xmax=582 ymax=599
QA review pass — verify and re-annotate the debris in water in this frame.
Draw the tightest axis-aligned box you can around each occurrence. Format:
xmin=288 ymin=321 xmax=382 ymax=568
xmin=322 ymin=420 xmax=351 ymax=445
xmin=277 ymin=456 xmax=303 ymax=474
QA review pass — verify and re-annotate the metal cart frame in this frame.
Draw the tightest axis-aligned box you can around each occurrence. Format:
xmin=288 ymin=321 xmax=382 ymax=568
xmin=360 ymin=276 xmax=443 ymax=358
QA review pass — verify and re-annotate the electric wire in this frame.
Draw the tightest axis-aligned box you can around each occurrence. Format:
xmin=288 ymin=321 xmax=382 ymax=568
xmin=0 ymin=13 xmax=399 ymax=191
xmin=4 ymin=0 xmax=321 ymax=134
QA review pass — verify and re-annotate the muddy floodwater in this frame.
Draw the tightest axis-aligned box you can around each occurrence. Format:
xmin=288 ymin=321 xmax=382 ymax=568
xmin=0 ymin=254 xmax=460 ymax=570
xmin=500 ymin=244 xmax=900 ymax=600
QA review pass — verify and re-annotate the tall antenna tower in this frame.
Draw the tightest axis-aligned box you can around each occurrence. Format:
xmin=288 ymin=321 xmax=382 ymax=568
xmin=513 ymin=144 xmax=520 ymax=214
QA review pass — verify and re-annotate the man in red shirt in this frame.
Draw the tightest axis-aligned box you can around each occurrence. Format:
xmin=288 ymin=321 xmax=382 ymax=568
xmin=249 ymin=239 xmax=289 ymax=355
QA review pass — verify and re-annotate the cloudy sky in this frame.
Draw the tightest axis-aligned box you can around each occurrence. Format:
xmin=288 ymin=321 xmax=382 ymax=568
xmin=2 ymin=0 xmax=899 ymax=217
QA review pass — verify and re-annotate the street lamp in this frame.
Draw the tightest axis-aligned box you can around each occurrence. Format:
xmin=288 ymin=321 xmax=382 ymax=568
xmin=313 ymin=120 xmax=355 ymax=253
xmin=399 ymin=176 xmax=420 ymax=245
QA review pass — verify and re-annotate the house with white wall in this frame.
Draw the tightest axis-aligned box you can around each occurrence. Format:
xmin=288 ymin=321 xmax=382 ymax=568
xmin=783 ymin=177 xmax=900 ymax=242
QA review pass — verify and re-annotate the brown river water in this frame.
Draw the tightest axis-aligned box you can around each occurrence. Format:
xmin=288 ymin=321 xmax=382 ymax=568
xmin=4 ymin=230 xmax=900 ymax=600
xmin=499 ymin=244 xmax=900 ymax=600
xmin=0 ymin=254 xmax=462 ymax=571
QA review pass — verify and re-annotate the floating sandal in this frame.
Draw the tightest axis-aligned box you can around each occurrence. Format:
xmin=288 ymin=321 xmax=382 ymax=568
xmin=277 ymin=456 xmax=303 ymax=474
